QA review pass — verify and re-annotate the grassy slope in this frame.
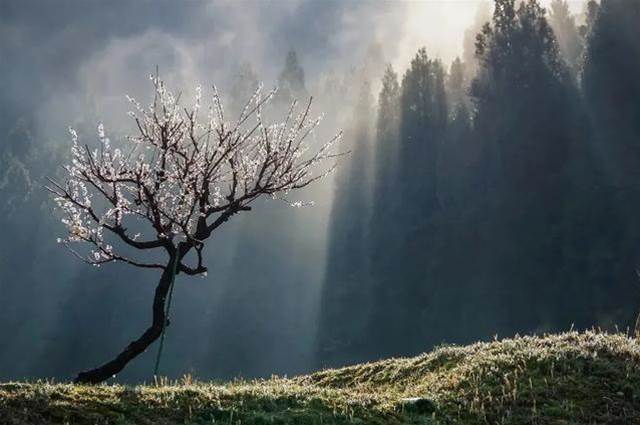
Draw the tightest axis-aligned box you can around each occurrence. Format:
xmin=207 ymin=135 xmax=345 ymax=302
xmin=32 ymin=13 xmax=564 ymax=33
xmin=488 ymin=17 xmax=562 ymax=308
xmin=2 ymin=331 xmax=640 ymax=424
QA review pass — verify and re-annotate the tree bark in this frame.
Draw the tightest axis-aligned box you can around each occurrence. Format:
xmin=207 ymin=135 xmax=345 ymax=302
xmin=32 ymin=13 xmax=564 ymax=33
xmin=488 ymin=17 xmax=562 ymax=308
xmin=73 ymin=258 xmax=175 ymax=384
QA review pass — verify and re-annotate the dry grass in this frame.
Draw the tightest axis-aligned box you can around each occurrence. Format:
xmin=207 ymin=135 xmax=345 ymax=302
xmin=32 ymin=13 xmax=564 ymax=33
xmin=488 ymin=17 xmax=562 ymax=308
xmin=2 ymin=331 xmax=640 ymax=424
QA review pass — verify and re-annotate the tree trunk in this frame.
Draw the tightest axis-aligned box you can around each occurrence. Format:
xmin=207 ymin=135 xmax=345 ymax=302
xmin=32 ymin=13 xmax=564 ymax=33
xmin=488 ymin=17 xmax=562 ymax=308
xmin=74 ymin=258 xmax=175 ymax=384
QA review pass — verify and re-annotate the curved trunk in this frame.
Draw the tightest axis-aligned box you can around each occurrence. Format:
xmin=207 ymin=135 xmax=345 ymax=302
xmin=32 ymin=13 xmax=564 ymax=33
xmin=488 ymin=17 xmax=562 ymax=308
xmin=74 ymin=258 xmax=174 ymax=384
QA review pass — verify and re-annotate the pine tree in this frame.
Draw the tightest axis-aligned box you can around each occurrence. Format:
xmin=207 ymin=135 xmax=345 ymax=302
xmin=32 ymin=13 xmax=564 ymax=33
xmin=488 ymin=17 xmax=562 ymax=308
xmin=582 ymin=0 xmax=640 ymax=328
xmin=229 ymin=62 xmax=259 ymax=115
xmin=548 ymin=0 xmax=583 ymax=79
xmin=365 ymin=49 xmax=449 ymax=358
xmin=470 ymin=0 xmax=579 ymax=332
xmin=373 ymin=65 xmax=401 ymax=194
xmin=316 ymin=80 xmax=375 ymax=366
xmin=276 ymin=50 xmax=308 ymax=104
xmin=398 ymin=49 xmax=447 ymax=214
xmin=447 ymin=57 xmax=467 ymax=114
xmin=579 ymin=1 xmax=600 ymax=40
xmin=361 ymin=66 xmax=402 ymax=358
xmin=462 ymin=1 xmax=493 ymax=80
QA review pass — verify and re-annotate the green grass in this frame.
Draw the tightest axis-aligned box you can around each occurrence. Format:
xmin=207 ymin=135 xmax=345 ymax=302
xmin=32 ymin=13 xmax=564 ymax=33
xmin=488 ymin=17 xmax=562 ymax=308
xmin=2 ymin=331 xmax=640 ymax=424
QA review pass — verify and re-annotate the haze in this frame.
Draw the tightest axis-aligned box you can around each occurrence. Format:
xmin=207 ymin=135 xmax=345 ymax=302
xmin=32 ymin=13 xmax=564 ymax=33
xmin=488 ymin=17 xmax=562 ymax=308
xmin=2 ymin=0 xmax=637 ymax=386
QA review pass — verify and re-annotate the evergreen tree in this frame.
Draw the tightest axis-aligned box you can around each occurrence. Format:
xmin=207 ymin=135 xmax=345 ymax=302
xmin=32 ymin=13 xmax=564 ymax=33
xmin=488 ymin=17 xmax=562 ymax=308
xmin=229 ymin=62 xmax=259 ymax=115
xmin=548 ymin=0 xmax=583 ymax=78
xmin=361 ymin=66 xmax=402 ymax=359
xmin=440 ymin=58 xmax=473 ymax=211
xmin=579 ymin=0 xmax=600 ymax=40
xmin=316 ymin=80 xmax=375 ymax=366
xmin=365 ymin=49 xmax=449 ymax=358
xmin=373 ymin=65 xmax=401 ymax=195
xmin=398 ymin=49 xmax=447 ymax=214
xmin=581 ymin=0 xmax=640 ymax=327
xmin=470 ymin=0 xmax=578 ymax=332
xmin=583 ymin=0 xmax=640 ymax=191
xmin=463 ymin=1 xmax=493 ymax=80
xmin=447 ymin=57 xmax=467 ymax=114
xmin=276 ymin=50 xmax=308 ymax=104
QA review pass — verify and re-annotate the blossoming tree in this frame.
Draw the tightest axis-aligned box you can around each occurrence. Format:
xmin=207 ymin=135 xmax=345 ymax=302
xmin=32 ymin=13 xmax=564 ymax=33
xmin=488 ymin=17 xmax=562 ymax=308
xmin=47 ymin=75 xmax=341 ymax=384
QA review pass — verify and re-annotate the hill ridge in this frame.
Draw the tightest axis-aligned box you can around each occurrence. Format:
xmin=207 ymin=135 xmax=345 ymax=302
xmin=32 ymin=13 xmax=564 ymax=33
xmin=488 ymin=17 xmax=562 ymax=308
xmin=2 ymin=331 xmax=639 ymax=424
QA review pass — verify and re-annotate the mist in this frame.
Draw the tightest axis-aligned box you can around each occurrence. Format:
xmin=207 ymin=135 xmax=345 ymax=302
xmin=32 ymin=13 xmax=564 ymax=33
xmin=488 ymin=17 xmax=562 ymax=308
xmin=2 ymin=0 xmax=638 ymax=385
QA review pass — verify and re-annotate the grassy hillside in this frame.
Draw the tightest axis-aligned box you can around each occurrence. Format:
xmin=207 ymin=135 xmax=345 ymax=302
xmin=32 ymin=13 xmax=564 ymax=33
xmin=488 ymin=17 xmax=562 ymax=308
xmin=2 ymin=331 xmax=640 ymax=424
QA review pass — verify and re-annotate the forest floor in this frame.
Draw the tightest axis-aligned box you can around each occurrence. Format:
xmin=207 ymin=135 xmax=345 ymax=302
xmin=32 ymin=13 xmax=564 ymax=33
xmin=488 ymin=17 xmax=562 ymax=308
xmin=2 ymin=331 xmax=640 ymax=424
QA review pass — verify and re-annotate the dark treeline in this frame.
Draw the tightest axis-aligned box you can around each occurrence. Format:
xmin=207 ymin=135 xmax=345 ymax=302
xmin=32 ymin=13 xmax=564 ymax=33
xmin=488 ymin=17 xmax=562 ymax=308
xmin=317 ymin=0 xmax=640 ymax=367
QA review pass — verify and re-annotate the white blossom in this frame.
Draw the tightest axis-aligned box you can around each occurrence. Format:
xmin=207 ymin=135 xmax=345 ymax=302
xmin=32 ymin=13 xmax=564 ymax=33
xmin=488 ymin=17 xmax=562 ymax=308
xmin=47 ymin=74 xmax=343 ymax=273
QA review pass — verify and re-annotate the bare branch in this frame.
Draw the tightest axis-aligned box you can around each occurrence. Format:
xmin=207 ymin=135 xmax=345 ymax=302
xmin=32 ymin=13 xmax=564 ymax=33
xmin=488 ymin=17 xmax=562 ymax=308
xmin=48 ymin=75 xmax=342 ymax=273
